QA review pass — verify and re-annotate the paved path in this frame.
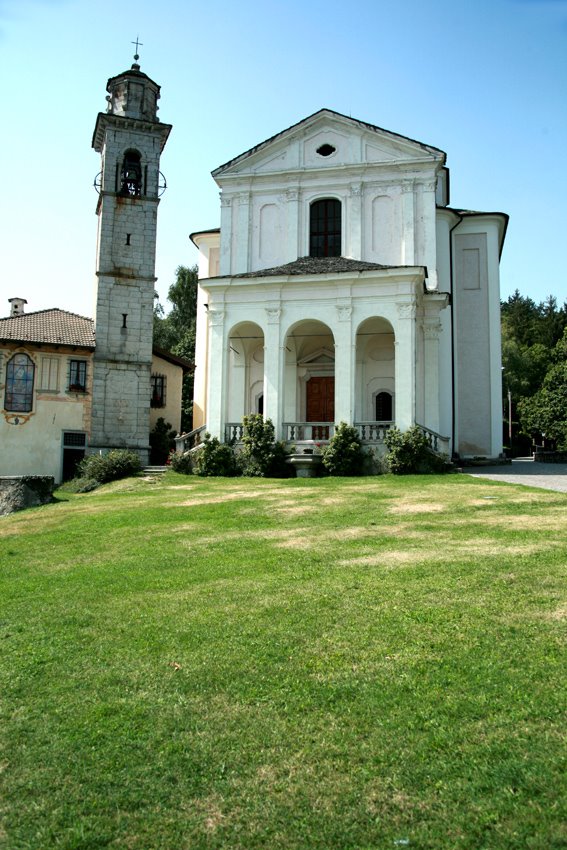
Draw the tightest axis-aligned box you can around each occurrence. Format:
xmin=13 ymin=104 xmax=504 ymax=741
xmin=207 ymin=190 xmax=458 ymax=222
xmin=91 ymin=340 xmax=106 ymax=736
xmin=463 ymin=458 xmax=567 ymax=493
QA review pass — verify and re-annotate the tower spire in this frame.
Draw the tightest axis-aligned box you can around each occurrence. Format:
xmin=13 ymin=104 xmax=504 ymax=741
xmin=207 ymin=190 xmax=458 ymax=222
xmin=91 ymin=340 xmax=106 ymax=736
xmin=131 ymin=36 xmax=143 ymax=69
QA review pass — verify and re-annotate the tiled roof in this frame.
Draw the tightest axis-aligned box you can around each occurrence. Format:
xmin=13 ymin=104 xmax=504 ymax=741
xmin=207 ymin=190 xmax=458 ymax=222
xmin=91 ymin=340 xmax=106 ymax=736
xmin=0 ymin=309 xmax=96 ymax=349
xmin=227 ymin=256 xmax=413 ymax=279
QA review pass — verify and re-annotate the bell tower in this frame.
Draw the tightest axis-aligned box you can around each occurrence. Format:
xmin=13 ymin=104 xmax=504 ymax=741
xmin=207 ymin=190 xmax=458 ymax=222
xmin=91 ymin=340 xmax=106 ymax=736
xmin=90 ymin=56 xmax=171 ymax=462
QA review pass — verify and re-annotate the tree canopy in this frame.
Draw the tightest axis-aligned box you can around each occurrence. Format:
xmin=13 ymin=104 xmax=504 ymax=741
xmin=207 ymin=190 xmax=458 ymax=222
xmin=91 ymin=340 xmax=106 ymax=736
xmin=153 ymin=265 xmax=198 ymax=433
xmin=501 ymin=290 xmax=567 ymax=450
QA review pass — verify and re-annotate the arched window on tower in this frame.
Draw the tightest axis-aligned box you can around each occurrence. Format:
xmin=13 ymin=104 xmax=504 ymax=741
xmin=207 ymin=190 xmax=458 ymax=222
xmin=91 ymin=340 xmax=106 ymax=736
xmin=309 ymin=198 xmax=341 ymax=257
xmin=119 ymin=150 xmax=142 ymax=197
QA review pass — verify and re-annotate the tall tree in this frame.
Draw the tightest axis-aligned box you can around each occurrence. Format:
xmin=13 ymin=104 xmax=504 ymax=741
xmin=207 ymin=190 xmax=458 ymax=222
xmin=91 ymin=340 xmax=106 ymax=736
xmin=518 ymin=328 xmax=567 ymax=449
xmin=153 ymin=265 xmax=198 ymax=433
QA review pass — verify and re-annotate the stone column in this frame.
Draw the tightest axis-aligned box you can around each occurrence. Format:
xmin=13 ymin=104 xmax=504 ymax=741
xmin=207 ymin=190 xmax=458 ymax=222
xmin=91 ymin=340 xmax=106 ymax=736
xmin=263 ymin=307 xmax=283 ymax=439
xmin=416 ymin=179 xmax=439 ymax=291
xmin=334 ymin=304 xmax=356 ymax=425
xmin=395 ymin=300 xmax=416 ymax=430
xmin=206 ymin=308 xmax=226 ymax=440
xmin=423 ymin=317 xmax=442 ymax=433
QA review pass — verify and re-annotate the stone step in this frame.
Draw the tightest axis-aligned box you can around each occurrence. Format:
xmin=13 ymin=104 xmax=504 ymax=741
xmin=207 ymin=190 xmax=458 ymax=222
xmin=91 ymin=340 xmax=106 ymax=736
xmin=142 ymin=465 xmax=168 ymax=475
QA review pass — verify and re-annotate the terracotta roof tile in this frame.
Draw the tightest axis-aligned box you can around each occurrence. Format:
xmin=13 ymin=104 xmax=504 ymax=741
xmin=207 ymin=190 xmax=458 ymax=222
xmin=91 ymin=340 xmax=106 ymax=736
xmin=0 ymin=309 xmax=95 ymax=349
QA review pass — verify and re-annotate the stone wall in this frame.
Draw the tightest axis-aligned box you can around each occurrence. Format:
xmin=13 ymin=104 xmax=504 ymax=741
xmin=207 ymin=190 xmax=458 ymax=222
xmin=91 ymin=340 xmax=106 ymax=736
xmin=0 ymin=476 xmax=55 ymax=516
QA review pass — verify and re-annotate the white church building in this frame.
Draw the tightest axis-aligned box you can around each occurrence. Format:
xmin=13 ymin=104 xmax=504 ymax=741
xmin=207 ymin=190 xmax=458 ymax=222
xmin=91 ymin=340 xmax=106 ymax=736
xmin=189 ymin=109 xmax=508 ymax=459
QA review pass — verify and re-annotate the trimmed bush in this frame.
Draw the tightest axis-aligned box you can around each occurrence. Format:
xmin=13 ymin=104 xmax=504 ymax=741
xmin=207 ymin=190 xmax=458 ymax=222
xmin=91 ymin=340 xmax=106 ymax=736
xmin=169 ymin=450 xmax=194 ymax=475
xmin=384 ymin=426 xmax=448 ymax=474
xmin=78 ymin=450 xmax=142 ymax=484
xmin=321 ymin=422 xmax=364 ymax=476
xmin=240 ymin=415 xmax=292 ymax=477
xmin=193 ymin=433 xmax=240 ymax=477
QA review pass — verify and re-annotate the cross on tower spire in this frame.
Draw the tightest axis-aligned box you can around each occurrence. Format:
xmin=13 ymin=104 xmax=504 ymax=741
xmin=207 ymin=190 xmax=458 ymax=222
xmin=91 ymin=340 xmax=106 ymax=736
xmin=131 ymin=36 xmax=143 ymax=63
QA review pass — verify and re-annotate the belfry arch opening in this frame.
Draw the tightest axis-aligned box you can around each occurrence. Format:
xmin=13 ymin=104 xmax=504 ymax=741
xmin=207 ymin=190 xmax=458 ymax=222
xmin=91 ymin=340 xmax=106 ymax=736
xmin=119 ymin=149 xmax=143 ymax=197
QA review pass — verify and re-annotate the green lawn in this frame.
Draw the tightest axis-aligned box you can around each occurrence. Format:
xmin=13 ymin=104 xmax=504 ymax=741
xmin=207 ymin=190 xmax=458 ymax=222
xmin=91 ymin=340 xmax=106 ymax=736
xmin=1 ymin=473 xmax=565 ymax=849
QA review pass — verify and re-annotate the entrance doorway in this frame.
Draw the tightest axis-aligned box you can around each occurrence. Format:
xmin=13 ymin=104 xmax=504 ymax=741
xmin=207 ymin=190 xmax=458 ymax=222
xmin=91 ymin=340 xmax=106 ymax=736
xmin=62 ymin=432 xmax=86 ymax=481
xmin=306 ymin=376 xmax=334 ymax=438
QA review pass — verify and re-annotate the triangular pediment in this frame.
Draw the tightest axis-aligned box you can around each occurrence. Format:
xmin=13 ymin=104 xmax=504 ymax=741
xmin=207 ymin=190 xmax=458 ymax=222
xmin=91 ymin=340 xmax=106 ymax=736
xmin=298 ymin=347 xmax=335 ymax=366
xmin=213 ymin=109 xmax=445 ymax=180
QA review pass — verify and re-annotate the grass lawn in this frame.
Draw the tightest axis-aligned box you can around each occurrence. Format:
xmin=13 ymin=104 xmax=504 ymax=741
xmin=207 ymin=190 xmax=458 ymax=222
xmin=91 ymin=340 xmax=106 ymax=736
xmin=0 ymin=472 xmax=565 ymax=849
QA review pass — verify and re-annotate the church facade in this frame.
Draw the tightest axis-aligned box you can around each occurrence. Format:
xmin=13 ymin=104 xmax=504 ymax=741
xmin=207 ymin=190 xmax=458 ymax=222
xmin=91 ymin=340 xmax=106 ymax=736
xmin=191 ymin=110 xmax=507 ymax=459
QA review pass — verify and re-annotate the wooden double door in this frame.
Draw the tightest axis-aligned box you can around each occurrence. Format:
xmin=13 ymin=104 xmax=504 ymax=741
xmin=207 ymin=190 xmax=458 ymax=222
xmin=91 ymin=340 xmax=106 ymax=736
xmin=306 ymin=376 xmax=335 ymax=424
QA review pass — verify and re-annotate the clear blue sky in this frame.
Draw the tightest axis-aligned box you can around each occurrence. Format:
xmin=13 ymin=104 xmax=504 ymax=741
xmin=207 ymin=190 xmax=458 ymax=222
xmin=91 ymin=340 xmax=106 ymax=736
xmin=1 ymin=0 xmax=566 ymax=318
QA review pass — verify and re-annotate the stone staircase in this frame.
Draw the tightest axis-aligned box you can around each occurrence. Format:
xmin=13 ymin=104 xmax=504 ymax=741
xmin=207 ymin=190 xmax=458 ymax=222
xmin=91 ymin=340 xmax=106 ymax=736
xmin=142 ymin=465 xmax=168 ymax=477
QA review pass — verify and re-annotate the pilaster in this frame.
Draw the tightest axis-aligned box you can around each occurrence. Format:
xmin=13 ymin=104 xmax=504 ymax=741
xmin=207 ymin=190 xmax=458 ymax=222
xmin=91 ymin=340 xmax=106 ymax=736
xmin=263 ymin=307 xmax=283 ymax=439
xmin=334 ymin=303 xmax=355 ymax=424
xmin=395 ymin=300 xmax=417 ymax=430
xmin=206 ymin=308 xmax=226 ymax=439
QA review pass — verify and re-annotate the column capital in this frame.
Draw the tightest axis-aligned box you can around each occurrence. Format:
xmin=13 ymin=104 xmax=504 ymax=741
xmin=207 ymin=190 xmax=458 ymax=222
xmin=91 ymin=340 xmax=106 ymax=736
xmin=336 ymin=304 xmax=352 ymax=322
xmin=423 ymin=319 xmax=442 ymax=340
xmin=208 ymin=309 xmax=225 ymax=327
xmin=397 ymin=300 xmax=416 ymax=320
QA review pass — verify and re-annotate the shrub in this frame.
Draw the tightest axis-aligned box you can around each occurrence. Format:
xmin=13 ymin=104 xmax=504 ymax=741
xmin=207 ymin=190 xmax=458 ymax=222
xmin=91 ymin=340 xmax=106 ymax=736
xmin=384 ymin=426 xmax=448 ymax=474
xmin=169 ymin=450 xmax=194 ymax=475
xmin=78 ymin=449 xmax=142 ymax=484
xmin=193 ymin=433 xmax=240 ymax=477
xmin=239 ymin=414 xmax=291 ymax=477
xmin=321 ymin=422 xmax=364 ymax=476
xmin=149 ymin=417 xmax=177 ymax=464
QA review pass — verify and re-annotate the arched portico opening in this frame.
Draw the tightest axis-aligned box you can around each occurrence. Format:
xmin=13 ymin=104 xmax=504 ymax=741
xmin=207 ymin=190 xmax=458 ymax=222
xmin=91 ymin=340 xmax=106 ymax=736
xmin=355 ymin=317 xmax=395 ymax=439
xmin=225 ymin=321 xmax=265 ymax=440
xmin=283 ymin=319 xmax=335 ymax=441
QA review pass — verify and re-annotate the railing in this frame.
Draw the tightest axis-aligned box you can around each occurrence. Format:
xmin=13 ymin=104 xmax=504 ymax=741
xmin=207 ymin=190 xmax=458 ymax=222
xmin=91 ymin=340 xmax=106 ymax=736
xmin=174 ymin=425 xmax=206 ymax=453
xmin=283 ymin=422 xmax=335 ymax=441
xmin=354 ymin=422 xmax=392 ymax=442
xmin=416 ymin=423 xmax=450 ymax=455
xmin=225 ymin=423 xmax=245 ymax=442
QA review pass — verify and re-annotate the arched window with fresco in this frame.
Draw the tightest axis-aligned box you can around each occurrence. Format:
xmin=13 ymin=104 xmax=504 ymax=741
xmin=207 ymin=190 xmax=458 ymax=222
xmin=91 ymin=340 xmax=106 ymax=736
xmin=4 ymin=353 xmax=35 ymax=412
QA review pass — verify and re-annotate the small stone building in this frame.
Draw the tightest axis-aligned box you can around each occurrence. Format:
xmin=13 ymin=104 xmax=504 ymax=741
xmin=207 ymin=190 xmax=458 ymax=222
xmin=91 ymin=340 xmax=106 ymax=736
xmin=0 ymin=301 xmax=189 ymax=482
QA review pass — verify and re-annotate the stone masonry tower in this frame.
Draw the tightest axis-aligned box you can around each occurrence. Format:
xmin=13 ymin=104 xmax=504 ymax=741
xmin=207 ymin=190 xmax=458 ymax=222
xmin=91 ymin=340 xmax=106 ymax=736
xmin=90 ymin=59 xmax=171 ymax=462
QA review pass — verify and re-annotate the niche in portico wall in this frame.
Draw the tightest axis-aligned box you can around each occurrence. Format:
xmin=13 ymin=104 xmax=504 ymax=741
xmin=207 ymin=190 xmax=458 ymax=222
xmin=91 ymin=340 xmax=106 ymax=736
xmin=226 ymin=322 xmax=265 ymax=423
xmin=283 ymin=320 xmax=335 ymax=423
xmin=355 ymin=317 xmax=395 ymax=422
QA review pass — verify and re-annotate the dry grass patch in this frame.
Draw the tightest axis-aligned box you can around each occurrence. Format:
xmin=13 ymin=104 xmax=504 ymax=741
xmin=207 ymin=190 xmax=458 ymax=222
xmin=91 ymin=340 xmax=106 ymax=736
xmin=386 ymin=500 xmax=446 ymax=515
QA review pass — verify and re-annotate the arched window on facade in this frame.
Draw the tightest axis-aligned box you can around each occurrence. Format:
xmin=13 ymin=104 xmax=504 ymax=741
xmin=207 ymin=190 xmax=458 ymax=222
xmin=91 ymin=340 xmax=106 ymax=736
xmin=4 ymin=353 xmax=35 ymax=412
xmin=309 ymin=198 xmax=341 ymax=257
xmin=375 ymin=391 xmax=393 ymax=422
xmin=119 ymin=150 xmax=142 ymax=197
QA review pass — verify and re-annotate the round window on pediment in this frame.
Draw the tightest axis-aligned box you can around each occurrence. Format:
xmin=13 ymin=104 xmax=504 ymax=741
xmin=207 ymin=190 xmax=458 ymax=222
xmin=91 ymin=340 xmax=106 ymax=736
xmin=316 ymin=143 xmax=336 ymax=157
